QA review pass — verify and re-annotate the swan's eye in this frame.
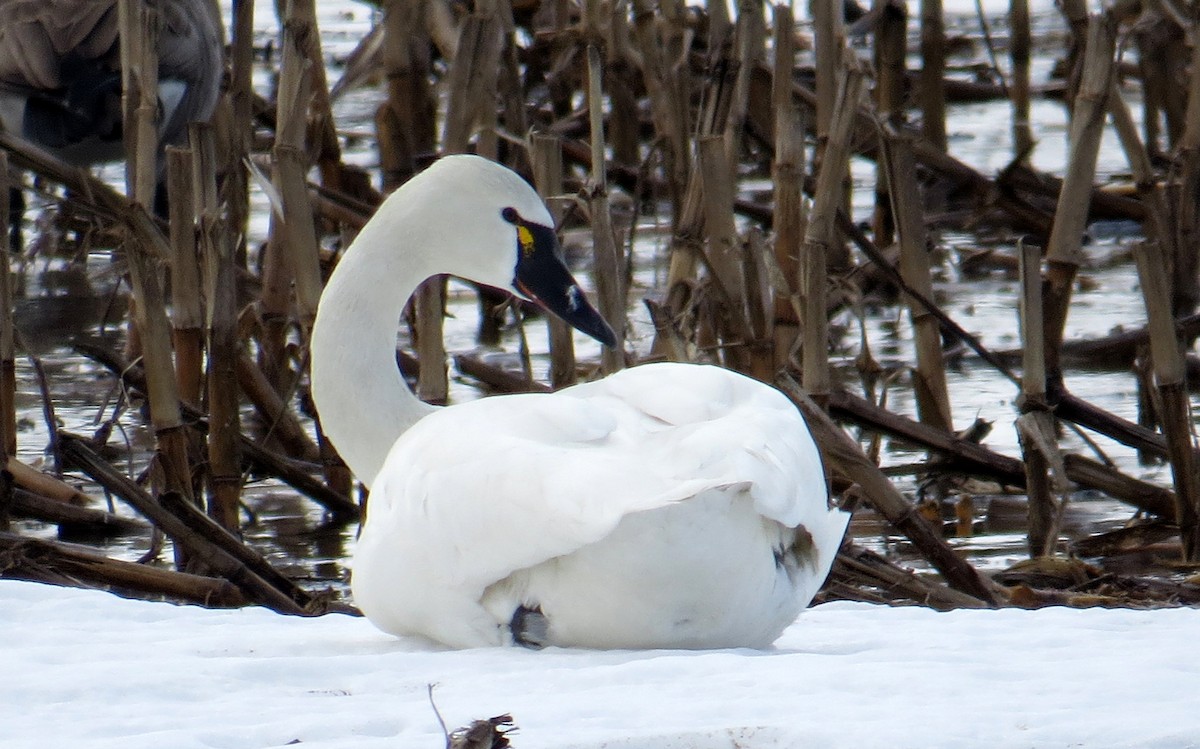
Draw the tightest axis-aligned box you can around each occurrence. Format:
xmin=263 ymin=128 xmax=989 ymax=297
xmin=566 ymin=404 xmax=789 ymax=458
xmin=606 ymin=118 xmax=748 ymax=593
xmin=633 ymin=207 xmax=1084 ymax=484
xmin=501 ymin=208 xmax=535 ymax=256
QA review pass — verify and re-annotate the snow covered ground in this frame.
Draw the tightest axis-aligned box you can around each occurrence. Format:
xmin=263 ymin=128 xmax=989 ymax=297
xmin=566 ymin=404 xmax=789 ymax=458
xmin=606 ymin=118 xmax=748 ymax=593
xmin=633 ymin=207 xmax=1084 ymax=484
xmin=2 ymin=580 xmax=1197 ymax=749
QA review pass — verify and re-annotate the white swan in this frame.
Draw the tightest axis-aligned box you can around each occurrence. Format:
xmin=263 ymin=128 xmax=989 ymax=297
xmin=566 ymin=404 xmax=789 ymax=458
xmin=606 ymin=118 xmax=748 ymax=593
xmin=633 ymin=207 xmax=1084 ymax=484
xmin=311 ymin=154 xmax=849 ymax=649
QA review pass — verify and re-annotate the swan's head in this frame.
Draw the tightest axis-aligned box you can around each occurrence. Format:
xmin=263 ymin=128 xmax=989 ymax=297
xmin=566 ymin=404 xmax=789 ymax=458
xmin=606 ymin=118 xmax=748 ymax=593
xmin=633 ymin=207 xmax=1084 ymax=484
xmin=500 ymin=205 xmax=618 ymax=348
xmin=389 ymin=155 xmax=617 ymax=348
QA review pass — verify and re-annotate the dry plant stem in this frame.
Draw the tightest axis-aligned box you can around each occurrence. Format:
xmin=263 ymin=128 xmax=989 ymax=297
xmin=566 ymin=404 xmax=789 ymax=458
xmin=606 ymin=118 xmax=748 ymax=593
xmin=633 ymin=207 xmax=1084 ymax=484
xmin=871 ymin=1 xmax=905 ymax=246
xmin=1008 ymin=313 xmax=1200 ymax=370
xmin=75 ymin=342 xmax=360 ymax=521
xmin=117 ymin=0 xmax=157 ymax=365
xmin=530 ymin=134 xmax=577 ymax=388
xmin=997 ymin=156 xmax=1142 ymax=226
xmin=493 ymin=4 xmax=533 ymax=174
xmin=1018 ymin=243 xmax=1058 ymax=557
xmin=374 ymin=1 xmax=441 ymax=418
xmin=225 ymin=0 xmax=255 ymax=263
xmin=771 ymin=3 xmax=804 ymax=369
xmin=827 ymin=388 xmax=1178 ymax=518
xmin=419 ymin=6 xmax=504 ymax=401
xmin=471 ymin=1 xmax=508 ymax=161
xmin=442 ymin=8 xmax=503 ymax=154
xmin=882 ymin=126 xmax=952 ymax=432
xmin=586 ymin=43 xmax=627 ymax=374
xmin=1041 ymin=14 xmax=1114 ymax=386
xmin=1134 ymin=13 xmax=1186 ymax=152
xmin=117 ymin=1 xmax=197 ymax=565
xmin=0 ymin=531 xmax=248 ymax=608
xmin=4 ymin=457 xmax=90 ymax=506
xmin=801 ymin=64 xmax=863 ymax=402
xmin=1105 ymin=81 xmax=1200 ymax=551
xmin=706 ymin=0 xmax=731 ymax=48
xmin=193 ymin=126 xmax=242 ymax=533
xmin=451 ymin=3 xmax=506 ymax=152
xmin=1054 ymin=390 xmax=1186 ymax=461
xmin=697 ymin=135 xmax=755 ymax=374
xmin=810 ymin=0 xmax=843 ymax=143
xmin=165 ymin=148 xmax=204 ymax=405
xmin=742 ymin=230 xmax=773 ymax=360
xmin=1107 ymin=81 xmax=1173 ymax=255
xmin=257 ymin=15 xmax=308 ymax=395
xmin=274 ymin=12 xmax=324 ymax=326
xmin=630 ymin=0 xmax=689 ymax=216
xmin=235 ymin=353 xmax=321 ymax=463
xmin=645 ymin=298 xmax=694 ymax=363
xmin=8 ymin=489 xmax=141 ymax=534
xmin=1129 ymin=238 xmax=1200 ymax=560
xmin=60 ymin=434 xmax=311 ymax=614
xmin=1170 ymin=21 xmax=1200 ymax=317
xmin=770 ymin=2 xmax=797 ymax=137
xmin=531 ymin=0 xmax=571 ymax=118
xmin=425 ymin=0 xmax=460 ymax=59
xmin=661 ymin=0 xmax=695 ymax=178
xmin=663 ymin=58 xmax=737 ymax=300
xmin=380 ymin=0 xmax=437 ymax=183
xmin=833 ymin=543 xmax=988 ymax=610
xmin=603 ymin=10 xmax=640 ymax=170
xmin=0 ymin=134 xmax=167 ymax=254
xmin=725 ymin=1 xmax=765 ymax=165
xmin=1009 ymin=0 xmax=1034 ymax=158
xmin=118 ymin=0 xmax=158 ymax=207
xmin=242 ymin=438 xmax=358 ymax=519
xmin=16 ymin=339 xmax=61 ymax=475
xmin=1104 ymin=81 xmax=1200 ymax=549
xmin=454 ymin=353 xmax=548 ymax=395
xmin=258 ymin=223 xmax=292 ymax=393
xmin=776 ymin=375 xmax=1001 ymax=606
xmin=0 ymin=152 xmax=15 ymax=457
xmin=468 ymin=1 xmax=503 ymax=163
xmin=1133 ymin=353 xmax=1161 ymax=462
xmin=918 ymin=0 xmax=947 ymax=151
xmin=276 ymin=0 xmax=344 ymax=189
xmin=1061 ymin=453 xmax=1175 ymax=515
xmin=774 ymin=66 xmax=1143 ymax=231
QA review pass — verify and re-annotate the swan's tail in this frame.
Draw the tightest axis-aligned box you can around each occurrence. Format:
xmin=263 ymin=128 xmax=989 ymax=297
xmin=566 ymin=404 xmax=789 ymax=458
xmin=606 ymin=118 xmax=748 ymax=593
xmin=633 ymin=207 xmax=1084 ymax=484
xmin=804 ymin=506 xmax=851 ymax=585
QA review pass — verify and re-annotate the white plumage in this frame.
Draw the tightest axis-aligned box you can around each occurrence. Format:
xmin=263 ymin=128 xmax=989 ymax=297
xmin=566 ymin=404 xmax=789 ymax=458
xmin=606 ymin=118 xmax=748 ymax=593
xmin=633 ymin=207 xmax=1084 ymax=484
xmin=311 ymin=154 xmax=848 ymax=650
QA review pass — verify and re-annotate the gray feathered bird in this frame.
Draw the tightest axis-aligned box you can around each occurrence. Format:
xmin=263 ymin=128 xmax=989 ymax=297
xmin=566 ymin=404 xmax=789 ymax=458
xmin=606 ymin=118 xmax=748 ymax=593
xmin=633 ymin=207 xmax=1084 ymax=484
xmin=0 ymin=0 xmax=223 ymax=166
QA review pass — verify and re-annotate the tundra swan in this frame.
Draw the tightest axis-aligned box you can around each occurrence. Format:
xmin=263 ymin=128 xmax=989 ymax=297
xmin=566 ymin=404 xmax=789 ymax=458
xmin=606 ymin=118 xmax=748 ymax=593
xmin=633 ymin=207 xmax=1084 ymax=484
xmin=310 ymin=154 xmax=849 ymax=649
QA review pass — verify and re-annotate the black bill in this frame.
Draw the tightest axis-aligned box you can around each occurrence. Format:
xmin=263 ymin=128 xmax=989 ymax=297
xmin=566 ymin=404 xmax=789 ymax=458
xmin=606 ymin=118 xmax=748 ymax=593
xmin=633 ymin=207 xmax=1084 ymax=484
xmin=504 ymin=208 xmax=619 ymax=349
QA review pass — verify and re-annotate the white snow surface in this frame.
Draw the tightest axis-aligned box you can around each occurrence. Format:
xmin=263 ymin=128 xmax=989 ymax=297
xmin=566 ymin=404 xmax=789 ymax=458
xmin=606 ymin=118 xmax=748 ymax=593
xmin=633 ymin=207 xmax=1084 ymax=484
xmin=2 ymin=581 xmax=1197 ymax=749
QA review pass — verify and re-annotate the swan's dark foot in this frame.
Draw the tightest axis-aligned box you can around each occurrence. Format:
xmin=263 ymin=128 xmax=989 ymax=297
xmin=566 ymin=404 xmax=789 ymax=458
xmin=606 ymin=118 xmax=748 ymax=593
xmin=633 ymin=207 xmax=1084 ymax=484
xmin=511 ymin=605 xmax=548 ymax=649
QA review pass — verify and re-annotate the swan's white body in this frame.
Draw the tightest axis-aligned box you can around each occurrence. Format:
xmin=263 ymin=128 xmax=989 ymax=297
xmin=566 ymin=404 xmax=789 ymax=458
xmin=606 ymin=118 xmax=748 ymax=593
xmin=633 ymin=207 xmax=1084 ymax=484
xmin=311 ymin=155 xmax=848 ymax=650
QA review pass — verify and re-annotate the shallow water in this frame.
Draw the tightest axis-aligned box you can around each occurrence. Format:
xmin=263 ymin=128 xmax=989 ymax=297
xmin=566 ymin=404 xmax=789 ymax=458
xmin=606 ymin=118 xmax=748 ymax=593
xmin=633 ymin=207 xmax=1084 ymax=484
xmin=6 ymin=4 xmax=1187 ymax=592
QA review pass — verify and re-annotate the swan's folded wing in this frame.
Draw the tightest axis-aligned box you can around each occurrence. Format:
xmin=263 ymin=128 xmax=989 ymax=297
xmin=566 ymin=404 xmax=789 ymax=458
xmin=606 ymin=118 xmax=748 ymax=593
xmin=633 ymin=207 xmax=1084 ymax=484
xmin=368 ymin=365 xmax=831 ymax=596
xmin=563 ymin=362 xmax=828 ymax=527
xmin=368 ymin=391 xmax=741 ymax=594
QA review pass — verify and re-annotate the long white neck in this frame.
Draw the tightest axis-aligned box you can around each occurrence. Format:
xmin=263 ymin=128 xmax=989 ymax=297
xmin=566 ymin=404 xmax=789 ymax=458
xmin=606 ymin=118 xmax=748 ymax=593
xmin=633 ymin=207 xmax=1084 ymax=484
xmin=309 ymin=155 xmax=553 ymax=489
xmin=309 ymin=198 xmax=438 ymax=489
